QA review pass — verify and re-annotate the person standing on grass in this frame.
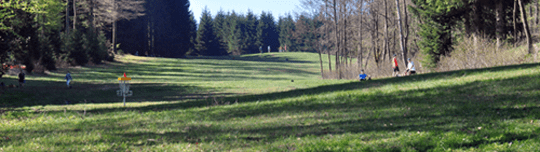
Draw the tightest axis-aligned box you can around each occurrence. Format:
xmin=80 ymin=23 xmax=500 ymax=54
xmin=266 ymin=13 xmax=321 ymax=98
xmin=18 ymin=70 xmax=25 ymax=87
xmin=392 ymin=54 xmax=400 ymax=77
xmin=268 ymin=46 xmax=271 ymax=53
xmin=405 ymin=58 xmax=416 ymax=76
xmin=65 ymin=71 xmax=73 ymax=89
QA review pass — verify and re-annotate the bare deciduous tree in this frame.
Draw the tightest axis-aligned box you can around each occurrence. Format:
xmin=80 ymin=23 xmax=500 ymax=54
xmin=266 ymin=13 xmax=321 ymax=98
xmin=518 ymin=0 xmax=535 ymax=61
xmin=94 ymin=0 xmax=145 ymax=53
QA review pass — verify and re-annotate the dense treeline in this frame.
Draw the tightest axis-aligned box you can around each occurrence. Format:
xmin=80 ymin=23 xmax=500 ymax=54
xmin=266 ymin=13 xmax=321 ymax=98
xmin=185 ymin=8 xmax=324 ymax=56
xmin=2 ymin=0 xmax=539 ymax=76
xmin=189 ymin=9 xmax=282 ymax=56
xmin=0 ymin=0 xmax=194 ymax=73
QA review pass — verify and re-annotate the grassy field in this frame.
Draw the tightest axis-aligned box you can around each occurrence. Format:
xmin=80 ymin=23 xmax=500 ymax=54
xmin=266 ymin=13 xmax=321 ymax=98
xmin=1 ymin=52 xmax=539 ymax=151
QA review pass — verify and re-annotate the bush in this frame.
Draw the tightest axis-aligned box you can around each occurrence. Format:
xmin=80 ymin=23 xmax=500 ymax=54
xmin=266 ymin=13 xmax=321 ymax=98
xmin=38 ymin=35 xmax=57 ymax=71
xmin=84 ymin=29 xmax=109 ymax=64
xmin=63 ymin=28 xmax=110 ymax=66
xmin=65 ymin=30 xmax=88 ymax=66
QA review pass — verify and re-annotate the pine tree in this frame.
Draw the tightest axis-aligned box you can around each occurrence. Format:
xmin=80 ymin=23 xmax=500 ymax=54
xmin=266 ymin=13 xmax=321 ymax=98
xmin=278 ymin=14 xmax=296 ymax=52
xmin=245 ymin=10 xmax=259 ymax=54
xmin=226 ymin=11 xmax=243 ymax=55
xmin=213 ymin=10 xmax=228 ymax=55
xmin=257 ymin=12 xmax=279 ymax=53
xmin=194 ymin=7 xmax=221 ymax=56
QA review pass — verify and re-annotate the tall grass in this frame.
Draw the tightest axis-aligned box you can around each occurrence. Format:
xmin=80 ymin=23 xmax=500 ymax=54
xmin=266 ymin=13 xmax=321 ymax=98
xmin=437 ymin=36 xmax=535 ymax=72
xmin=325 ymin=36 xmax=538 ymax=80
xmin=323 ymin=57 xmax=424 ymax=80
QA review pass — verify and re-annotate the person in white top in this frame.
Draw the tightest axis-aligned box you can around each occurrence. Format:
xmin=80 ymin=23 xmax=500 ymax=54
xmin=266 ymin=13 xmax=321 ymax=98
xmin=406 ymin=58 xmax=416 ymax=76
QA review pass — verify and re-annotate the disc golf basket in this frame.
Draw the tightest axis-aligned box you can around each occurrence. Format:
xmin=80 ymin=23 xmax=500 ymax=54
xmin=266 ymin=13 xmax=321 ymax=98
xmin=117 ymin=73 xmax=132 ymax=106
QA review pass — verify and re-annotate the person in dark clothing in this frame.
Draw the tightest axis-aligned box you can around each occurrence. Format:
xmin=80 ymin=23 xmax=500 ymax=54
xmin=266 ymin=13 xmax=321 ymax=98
xmin=18 ymin=70 xmax=25 ymax=87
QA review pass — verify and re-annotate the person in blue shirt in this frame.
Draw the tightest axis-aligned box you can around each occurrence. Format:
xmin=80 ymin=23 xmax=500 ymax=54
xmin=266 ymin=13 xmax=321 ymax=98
xmin=65 ymin=71 xmax=73 ymax=89
xmin=359 ymin=70 xmax=369 ymax=81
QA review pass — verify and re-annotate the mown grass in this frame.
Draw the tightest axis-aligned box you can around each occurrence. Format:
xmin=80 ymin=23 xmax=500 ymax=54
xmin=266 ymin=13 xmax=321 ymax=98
xmin=1 ymin=52 xmax=539 ymax=151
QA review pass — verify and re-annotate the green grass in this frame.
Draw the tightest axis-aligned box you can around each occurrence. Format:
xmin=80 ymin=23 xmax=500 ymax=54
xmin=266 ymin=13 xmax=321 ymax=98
xmin=1 ymin=52 xmax=540 ymax=151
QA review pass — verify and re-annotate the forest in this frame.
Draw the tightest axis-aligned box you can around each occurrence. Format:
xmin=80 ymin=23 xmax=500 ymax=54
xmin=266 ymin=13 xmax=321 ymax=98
xmin=1 ymin=0 xmax=539 ymax=78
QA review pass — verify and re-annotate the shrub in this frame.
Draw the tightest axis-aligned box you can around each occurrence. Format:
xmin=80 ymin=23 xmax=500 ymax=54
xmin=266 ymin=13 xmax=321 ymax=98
xmin=84 ymin=29 xmax=109 ymax=64
xmin=65 ymin=30 xmax=88 ymax=66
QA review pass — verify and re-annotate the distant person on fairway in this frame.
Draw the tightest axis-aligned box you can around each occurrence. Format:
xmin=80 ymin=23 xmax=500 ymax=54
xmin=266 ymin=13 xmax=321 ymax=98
xmin=392 ymin=54 xmax=400 ymax=77
xmin=405 ymin=58 xmax=416 ymax=76
xmin=18 ymin=70 xmax=25 ymax=87
xmin=268 ymin=46 xmax=271 ymax=53
xmin=259 ymin=46 xmax=263 ymax=53
xmin=65 ymin=71 xmax=73 ymax=89
xmin=359 ymin=70 xmax=370 ymax=81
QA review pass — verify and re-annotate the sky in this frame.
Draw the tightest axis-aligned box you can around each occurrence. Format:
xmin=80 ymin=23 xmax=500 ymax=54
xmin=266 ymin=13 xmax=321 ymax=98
xmin=190 ymin=0 xmax=302 ymax=23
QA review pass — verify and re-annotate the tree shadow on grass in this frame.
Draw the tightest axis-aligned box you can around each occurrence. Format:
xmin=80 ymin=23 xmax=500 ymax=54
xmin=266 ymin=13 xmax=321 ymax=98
xmin=0 ymin=80 xmax=218 ymax=108
xmin=107 ymin=73 xmax=540 ymax=150
xmin=185 ymin=54 xmax=314 ymax=64
xmin=53 ymin=63 xmax=540 ymax=115
xmin=2 ymin=64 xmax=540 ymax=151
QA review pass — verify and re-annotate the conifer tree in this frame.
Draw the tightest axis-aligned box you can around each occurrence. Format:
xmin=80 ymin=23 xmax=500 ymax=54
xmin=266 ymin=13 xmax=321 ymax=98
xmin=213 ymin=10 xmax=228 ymax=54
xmin=194 ymin=7 xmax=222 ymax=56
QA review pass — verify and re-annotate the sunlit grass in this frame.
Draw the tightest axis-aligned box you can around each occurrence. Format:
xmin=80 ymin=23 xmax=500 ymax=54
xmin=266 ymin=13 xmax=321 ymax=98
xmin=1 ymin=53 xmax=539 ymax=151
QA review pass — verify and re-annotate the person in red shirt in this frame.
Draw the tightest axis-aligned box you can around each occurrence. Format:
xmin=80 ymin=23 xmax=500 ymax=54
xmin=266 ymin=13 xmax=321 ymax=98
xmin=392 ymin=54 xmax=400 ymax=77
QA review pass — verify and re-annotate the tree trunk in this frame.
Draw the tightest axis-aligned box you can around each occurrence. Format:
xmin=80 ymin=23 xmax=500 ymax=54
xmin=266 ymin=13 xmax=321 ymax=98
xmin=333 ymin=0 xmax=341 ymax=79
xmin=384 ymin=0 xmax=389 ymax=62
xmin=89 ymin=0 xmax=94 ymax=31
xmin=496 ymin=1 xmax=504 ymax=51
xmin=113 ymin=20 xmax=117 ymax=54
xmin=65 ymin=0 xmax=70 ymax=34
xmin=371 ymin=7 xmax=380 ymax=70
xmin=396 ymin=0 xmax=407 ymax=67
xmin=325 ymin=0 xmax=332 ymax=72
xmin=518 ymin=0 xmax=536 ymax=61
xmin=328 ymin=48 xmax=332 ymax=72
xmin=357 ymin=0 xmax=364 ymax=68
xmin=112 ymin=0 xmax=117 ymax=54
xmin=534 ymin=0 xmax=540 ymax=26
xmin=514 ymin=0 xmax=518 ymax=47
xmin=319 ymin=48 xmax=324 ymax=78
xmin=403 ymin=0 xmax=410 ymax=57
xmin=73 ymin=0 xmax=76 ymax=30
xmin=344 ymin=15 xmax=349 ymax=66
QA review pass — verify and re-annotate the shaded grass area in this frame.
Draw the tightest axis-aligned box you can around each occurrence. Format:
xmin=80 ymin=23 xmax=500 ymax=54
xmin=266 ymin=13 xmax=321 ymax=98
xmin=0 ymin=53 xmax=333 ymax=107
xmin=0 ymin=53 xmax=540 ymax=151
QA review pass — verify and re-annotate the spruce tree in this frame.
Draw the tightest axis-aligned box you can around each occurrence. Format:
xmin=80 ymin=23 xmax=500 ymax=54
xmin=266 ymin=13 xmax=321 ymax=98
xmin=194 ymin=7 xmax=221 ymax=56
xmin=226 ymin=11 xmax=243 ymax=55
xmin=213 ymin=10 xmax=228 ymax=55
xmin=278 ymin=14 xmax=296 ymax=52
xmin=245 ymin=10 xmax=259 ymax=54
xmin=257 ymin=12 xmax=279 ymax=53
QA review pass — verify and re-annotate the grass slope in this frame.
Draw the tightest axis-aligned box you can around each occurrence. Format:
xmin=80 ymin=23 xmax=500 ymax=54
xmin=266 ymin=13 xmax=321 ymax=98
xmin=1 ymin=52 xmax=539 ymax=151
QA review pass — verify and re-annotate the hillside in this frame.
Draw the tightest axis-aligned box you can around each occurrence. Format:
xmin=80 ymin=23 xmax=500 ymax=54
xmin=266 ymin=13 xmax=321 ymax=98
xmin=1 ymin=53 xmax=539 ymax=151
